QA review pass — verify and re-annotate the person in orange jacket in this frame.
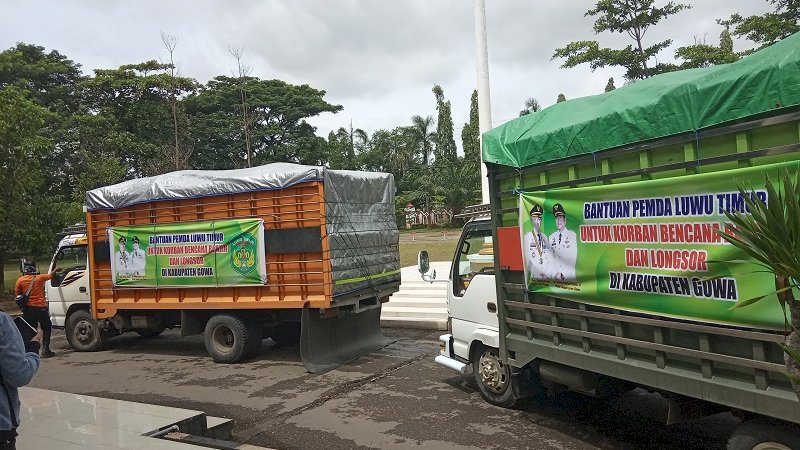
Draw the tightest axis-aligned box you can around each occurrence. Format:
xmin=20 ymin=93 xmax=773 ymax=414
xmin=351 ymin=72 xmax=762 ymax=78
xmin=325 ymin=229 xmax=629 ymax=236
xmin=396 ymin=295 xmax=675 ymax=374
xmin=14 ymin=261 xmax=61 ymax=358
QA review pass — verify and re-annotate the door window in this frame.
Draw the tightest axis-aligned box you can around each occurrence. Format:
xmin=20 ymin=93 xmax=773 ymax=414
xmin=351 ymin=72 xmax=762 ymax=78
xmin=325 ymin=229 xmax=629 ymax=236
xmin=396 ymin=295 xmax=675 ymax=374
xmin=51 ymin=245 xmax=88 ymax=287
xmin=453 ymin=225 xmax=494 ymax=297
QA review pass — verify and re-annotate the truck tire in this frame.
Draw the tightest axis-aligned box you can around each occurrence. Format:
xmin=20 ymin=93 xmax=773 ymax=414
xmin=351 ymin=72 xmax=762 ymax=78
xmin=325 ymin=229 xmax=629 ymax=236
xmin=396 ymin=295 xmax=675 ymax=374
xmin=269 ymin=322 xmax=301 ymax=346
xmin=135 ymin=327 xmax=165 ymax=338
xmin=472 ymin=345 xmax=523 ymax=408
xmin=204 ymin=314 xmax=258 ymax=363
xmin=65 ymin=309 xmax=106 ymax=352
xmin=727 ymin=418 xmax=800 ymax=450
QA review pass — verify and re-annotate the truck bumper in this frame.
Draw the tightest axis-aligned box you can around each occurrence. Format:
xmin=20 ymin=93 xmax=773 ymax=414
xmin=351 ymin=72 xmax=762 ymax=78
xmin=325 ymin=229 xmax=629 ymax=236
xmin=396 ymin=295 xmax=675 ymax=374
xmin=435 ymin=334 xmax=468 ymax=374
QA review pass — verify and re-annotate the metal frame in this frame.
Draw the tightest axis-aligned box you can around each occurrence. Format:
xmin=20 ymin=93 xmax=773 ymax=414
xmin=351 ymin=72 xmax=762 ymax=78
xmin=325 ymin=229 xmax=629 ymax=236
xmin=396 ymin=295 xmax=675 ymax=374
xmin=487 ymin=111 xmax=800 ymax=423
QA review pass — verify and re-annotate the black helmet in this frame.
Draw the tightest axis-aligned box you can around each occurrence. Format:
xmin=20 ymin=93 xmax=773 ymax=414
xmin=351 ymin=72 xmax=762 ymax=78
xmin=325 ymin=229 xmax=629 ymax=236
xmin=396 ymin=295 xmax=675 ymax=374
xmin=21 ymin=259 xmax=37 ymax=274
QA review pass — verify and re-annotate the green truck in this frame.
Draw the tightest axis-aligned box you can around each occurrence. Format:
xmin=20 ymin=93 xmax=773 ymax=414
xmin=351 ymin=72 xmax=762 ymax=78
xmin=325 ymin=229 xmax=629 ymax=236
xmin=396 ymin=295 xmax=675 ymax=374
xmin=431 ymin=32 xmax=800 ymax=448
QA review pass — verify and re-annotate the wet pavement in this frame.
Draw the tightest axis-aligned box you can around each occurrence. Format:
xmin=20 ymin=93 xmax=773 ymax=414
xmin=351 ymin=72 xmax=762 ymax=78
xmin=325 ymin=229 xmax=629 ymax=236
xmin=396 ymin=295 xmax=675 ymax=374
xmin=30 ymin=328 xmax=738 ymax=449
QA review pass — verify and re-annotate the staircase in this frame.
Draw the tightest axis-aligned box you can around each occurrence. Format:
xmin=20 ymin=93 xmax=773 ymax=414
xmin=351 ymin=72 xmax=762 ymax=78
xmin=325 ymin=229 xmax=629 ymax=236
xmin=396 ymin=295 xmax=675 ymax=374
xmin=381 ymin=263 xmax=450 ymax=330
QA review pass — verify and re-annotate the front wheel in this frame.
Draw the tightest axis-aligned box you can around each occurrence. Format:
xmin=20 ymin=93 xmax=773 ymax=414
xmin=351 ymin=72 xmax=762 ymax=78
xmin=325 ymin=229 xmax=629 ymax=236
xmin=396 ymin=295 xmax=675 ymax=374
xmin=727 ymin=418 xmax=800 ymax=450
xmin=65 ymin=309 xmax=106 ymax=352
xmin=472 ymin=346 xmax=523 ymax=408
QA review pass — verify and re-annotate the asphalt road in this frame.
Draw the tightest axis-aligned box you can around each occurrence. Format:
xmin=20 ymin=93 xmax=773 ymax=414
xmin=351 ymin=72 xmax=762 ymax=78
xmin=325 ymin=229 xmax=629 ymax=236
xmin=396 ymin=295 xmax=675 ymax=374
xmin=31 ymin=328 xmax=738 ymax=450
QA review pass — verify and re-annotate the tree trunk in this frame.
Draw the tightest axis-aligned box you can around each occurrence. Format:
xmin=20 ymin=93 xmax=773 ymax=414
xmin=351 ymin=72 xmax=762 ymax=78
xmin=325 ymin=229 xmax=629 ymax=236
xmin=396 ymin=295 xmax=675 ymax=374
xmin=777 ymin=276 xmax=800 ymax=402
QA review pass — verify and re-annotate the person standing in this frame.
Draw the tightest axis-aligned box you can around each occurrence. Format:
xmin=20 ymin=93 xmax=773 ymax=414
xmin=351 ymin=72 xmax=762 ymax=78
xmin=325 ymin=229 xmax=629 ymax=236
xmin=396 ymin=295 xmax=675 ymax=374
xmin=114 ymin=236 xmax=130 ymax=278
xmin=522 ymin=203 xmax=554 ymax=282
xmin=0 ymin=310 xmax=41 ymax=450
xmin=549 ymin=203 xmax=578 ymax=283
xmin=14 ymin=261 xmax=60 ymax=358
xmin=129 ymin=236 xmax=146 ymax=277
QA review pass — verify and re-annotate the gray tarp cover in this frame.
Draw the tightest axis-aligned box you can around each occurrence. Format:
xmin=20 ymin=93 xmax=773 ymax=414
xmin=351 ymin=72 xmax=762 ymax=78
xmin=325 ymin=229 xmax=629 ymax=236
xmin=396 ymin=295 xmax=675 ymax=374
xmin=85 ymin=163 xmax=399 ymax=297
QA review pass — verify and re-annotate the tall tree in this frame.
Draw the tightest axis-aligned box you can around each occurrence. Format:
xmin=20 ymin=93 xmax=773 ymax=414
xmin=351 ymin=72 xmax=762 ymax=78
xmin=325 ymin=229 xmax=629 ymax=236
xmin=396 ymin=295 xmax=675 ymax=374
xmin=519 ymin=97 xmax=541 ymax=117
xmin=0 ymin=87 xmax=50 ymax=289
xmin=186 ymin=77 xmax=342 ymax=169
xmin=552 ymin=0 xmax=691 ymax=81
xmin=605 ymin=77 xmax=616 ymax=92
xmin=161 ymin=32 xmax=191 ymax=171
xmin=675 ymin=25 xmax=740 ymax=68
xmin=81 ymin=60 xmax=198 ymax=176
xmin=431 ymin=85 xmax=457 ymax=164
xmin=557 ymin=93 xmax=567 ymax=103
xmin=408 ymin=115 xmax=436 ymax=166
xmin=724 ymin=0 xmax=800 ymax=50
xmin=228 ymin=46 xmax=254 ymax=167
xmin=461 ymin=90 xmax=480 ymax=166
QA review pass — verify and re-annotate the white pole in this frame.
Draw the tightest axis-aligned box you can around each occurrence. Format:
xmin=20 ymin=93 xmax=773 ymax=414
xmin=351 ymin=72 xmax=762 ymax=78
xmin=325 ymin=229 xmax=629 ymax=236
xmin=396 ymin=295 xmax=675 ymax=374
xmin=474 ymin=0 xmax=492 ymax=204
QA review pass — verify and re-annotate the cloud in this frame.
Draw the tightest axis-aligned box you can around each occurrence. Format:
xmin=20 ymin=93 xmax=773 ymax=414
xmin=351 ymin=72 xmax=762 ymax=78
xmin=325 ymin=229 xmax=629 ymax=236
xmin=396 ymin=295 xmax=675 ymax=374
xmin=0 ymin=0 xmax=776 ymax=142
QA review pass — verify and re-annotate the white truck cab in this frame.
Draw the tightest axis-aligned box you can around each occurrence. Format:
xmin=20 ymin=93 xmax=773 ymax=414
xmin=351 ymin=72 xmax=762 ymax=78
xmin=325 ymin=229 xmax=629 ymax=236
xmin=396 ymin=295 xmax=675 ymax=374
xmin=421 ymin=206 xmax=514 ymax=403
xmin=46 ymin=225 xmax=90 ymax=327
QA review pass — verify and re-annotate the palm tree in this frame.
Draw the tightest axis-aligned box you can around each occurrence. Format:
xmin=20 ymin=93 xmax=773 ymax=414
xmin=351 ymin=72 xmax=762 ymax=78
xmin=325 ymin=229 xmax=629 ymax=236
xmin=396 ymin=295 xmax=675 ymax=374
xmin=718 ymin=167 xmax=800 ymax=402
xmin=408 ymin=115 xmax=436 ymax=166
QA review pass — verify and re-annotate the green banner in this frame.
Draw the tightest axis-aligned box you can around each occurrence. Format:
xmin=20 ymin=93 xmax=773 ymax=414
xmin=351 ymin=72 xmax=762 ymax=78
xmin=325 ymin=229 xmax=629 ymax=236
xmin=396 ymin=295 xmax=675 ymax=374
xmin=108 ymin=219 xmax=267 ymax=287
xmin=519 ymin=161 xmax=799 ymax=330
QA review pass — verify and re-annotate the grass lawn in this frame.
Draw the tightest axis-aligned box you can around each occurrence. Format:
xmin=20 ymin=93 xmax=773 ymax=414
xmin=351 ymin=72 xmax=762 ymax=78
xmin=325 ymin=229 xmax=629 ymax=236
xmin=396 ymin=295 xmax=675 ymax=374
xmin=3 ymin=259 xmax=50 ymax=295
xmin=399 ymin=240 xmax=455 ymax=268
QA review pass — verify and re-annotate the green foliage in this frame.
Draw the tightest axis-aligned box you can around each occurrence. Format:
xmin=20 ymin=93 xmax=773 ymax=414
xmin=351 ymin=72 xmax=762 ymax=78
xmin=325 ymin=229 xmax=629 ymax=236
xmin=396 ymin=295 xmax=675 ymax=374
xmin=81 ymin=60 xmax=198 ymax=176
xmin=604 ymin=77 xmax=616 ymax=92
xmin=717 ymin=168 xmax=800 ymax=388
xmin=518 ymin=97 xmax=541 ymax=117
xmin=408 ymin=115 xmax=436 ymax=166
xmin=553 ymin=0 xmax=691 ymax=80
xmin=462 ymin=90 xmax=480 ymax=166
xmin=186 ymin=76 xmax=341 ymax=169
xmin=431 ymin=85 xmax=457 ymax=164
xmin=725 ymin=0 xmax=800 ymax=49
xmin=718 ymin=168 xmax=800 ymax=289
xmin=675 ymin=25 xmax=740 ymax=68
xmin=0 ymin=86 xmax=51 ymax=288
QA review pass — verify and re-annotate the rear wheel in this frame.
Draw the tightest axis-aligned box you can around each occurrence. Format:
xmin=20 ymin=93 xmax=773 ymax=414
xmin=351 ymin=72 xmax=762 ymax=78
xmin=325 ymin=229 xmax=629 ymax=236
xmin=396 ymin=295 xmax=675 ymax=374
xmin=472 ymin=345 xmax=524 ymax=408
xmin=727 ymin=418 xmax=800 ymax=450
xmin=66 ymin=309 xmax=106 ymax=352
xmin=204 ymin=314 xmax=259 ymax=363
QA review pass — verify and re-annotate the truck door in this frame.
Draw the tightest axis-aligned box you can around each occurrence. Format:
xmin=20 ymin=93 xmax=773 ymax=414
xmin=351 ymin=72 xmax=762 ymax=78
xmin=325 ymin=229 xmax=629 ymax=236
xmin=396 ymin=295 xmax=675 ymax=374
xmin=47 ymin=244 xmax=89 ymax=327
xmin=449 ymin=221 xmax=498 ymax=357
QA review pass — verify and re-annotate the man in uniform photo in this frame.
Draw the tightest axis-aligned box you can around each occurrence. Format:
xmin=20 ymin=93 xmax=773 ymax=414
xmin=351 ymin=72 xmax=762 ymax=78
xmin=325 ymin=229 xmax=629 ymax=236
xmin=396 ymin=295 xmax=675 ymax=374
xmin=129 ymin=236 xmax=146 ymax=277
xmin=550 ymin=203 xmax=578 ymax=283
xmin=114 ymin=235 xmax=130 ymax=278
xmin=523 ymin=203 xmax=553 ymax=282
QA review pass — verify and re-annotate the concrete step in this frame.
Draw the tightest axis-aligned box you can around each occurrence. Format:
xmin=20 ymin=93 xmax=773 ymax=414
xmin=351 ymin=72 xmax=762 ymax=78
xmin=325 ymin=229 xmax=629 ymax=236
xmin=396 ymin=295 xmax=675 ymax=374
xmin=381 ymin=316 xmax=447 ymax=330
xmin=385 ymin=298 xmax=446 ymax=308
xmin=389 ymin=289 xmax=448 ymax=299
xmin=398 ymin=280 xmax=449 ymax=287
xmin=381 ymin=306 xmax=448 ymax=319
xmin=205 ymin=416 xmax=234 ymax=440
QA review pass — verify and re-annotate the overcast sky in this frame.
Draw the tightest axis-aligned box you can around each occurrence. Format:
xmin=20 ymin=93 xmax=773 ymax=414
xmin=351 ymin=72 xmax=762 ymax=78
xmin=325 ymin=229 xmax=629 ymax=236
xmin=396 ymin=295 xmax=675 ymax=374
xmin=1 ymin=1 xmax=772 ymax=150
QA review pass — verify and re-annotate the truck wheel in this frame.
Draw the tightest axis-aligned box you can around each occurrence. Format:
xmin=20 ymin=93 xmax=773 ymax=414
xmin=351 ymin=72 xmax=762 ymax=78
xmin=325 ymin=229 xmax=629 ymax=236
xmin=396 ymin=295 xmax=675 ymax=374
xmin=269 ymin=322 xmax=301 ymax=346
xmin=727 ymin=418 xmax=800 ymax=450
xmin=472 ymin=345 xmax=522 ymax=408
xmin=66 ymin=309 xmax=106 ymax=352
xmin=135 ymin=327 xmax=165 ymax=338
xmin=204 ymin=314 xmax=257 ymax=363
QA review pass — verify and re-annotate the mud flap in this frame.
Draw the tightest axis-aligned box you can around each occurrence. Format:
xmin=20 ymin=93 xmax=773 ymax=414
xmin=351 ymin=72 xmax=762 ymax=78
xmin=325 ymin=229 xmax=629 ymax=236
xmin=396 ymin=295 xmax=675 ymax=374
xmin=300 ymin=304 xmax=395 ymax=374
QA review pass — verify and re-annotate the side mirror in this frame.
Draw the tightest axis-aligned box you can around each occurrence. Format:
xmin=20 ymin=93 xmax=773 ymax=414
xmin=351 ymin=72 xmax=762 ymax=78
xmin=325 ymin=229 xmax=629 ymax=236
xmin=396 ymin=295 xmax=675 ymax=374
xmin=417 ymin=251 xmax=436 ymax=283
xmin=418 ymin=251 xmax=430 ymax=274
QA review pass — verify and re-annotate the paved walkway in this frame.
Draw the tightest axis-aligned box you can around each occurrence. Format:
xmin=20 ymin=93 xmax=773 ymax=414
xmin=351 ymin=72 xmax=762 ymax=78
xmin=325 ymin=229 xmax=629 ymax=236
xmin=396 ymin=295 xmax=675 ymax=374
xmin=17 ymin=387 xmax=234 ymax=449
